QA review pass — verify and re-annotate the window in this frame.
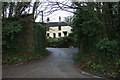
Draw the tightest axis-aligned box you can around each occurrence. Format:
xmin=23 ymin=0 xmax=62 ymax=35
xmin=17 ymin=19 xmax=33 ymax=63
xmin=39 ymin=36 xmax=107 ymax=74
xmin=47 ymin=33 xmax=49 ymax=37
xmin=58 ymin=26 xmax=61 ymax=30
xmin=53 ymin=33 xmax=56 ymax=38
xmin=58 ymin=33 xmax=61 ymax=37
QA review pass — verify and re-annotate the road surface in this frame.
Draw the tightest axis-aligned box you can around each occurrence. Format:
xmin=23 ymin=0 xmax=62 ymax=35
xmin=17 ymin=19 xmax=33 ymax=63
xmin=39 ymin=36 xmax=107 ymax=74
xmin=3 ymin=48 xmax=98 ymax=78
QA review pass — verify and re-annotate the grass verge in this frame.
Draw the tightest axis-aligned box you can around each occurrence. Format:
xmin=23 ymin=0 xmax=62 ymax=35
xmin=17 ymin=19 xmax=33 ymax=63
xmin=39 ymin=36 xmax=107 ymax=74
xmin=74 ymin=52 xmax=120 ymax=79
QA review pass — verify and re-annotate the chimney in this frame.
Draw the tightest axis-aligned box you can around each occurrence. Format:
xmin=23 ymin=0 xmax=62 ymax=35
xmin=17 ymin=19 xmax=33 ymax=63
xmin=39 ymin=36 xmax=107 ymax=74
xmin=47 ymin=17 xmax=50 ymax=23
xmin=59 ymin=16 xmax=61 ymax=23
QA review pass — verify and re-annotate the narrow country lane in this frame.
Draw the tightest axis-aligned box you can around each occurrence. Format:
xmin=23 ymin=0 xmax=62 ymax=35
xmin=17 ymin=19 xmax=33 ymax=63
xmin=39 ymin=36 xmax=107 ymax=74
xmin=3 ymin=48 xmax=98 ymax=78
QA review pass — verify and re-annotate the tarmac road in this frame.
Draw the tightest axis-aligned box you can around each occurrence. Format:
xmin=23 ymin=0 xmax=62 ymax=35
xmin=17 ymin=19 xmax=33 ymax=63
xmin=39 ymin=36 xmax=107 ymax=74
xmin=2 ymin=48 xmax=99 ymax=78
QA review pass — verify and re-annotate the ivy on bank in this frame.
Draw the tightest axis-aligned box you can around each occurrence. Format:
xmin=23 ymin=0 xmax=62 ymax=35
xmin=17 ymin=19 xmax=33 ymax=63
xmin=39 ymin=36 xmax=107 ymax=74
xmin=2 ymin=15 xmax=47 ymax=65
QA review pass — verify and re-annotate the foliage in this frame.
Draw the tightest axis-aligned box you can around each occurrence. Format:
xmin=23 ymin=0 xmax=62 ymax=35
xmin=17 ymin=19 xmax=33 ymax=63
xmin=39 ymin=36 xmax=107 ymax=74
xmin=47 ymin=34 xmax=78 ymax=48
xmin=2 ymin=20 xmax=22 ymax=52
xmin=72 ymin=2 xmax=120 ymax=78
xmin=3 ymin=21 xmax=22 ymax=35
xmin=2 ymin=15 xmax=47 ymax=65
xmin=3 ymin=50 xmax=49 ymax=65
xmin=72 ymin=6 xmax=103 ymax=53
xmin=116 ymin=59 xmax=120 ymax=66
xmin=34 ymin=23 xmax=46 ymax=53
xmin=57 ymin=36 xmax=75 ymax=48
xmin=96 ymin=38 xmax=119 ymax=58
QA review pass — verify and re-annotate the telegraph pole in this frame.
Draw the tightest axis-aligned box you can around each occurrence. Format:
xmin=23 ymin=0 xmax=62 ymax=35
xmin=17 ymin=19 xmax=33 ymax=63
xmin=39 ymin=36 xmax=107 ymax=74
xmin=41 ymin=11 xmax=43 ymax=23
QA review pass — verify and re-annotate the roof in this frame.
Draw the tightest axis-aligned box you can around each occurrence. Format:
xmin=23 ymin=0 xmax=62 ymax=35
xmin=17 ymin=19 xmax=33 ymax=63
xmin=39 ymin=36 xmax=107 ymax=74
xmin=47 ymin=22 xmax=69 ymax=27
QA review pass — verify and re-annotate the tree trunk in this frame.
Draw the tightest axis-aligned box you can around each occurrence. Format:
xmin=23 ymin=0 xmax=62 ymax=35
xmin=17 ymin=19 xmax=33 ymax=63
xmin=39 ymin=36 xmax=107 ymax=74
xmin=102 ymin=3 xmax=115 ymax=40
xmin=9 ymin=3 xmax=14 ymax=17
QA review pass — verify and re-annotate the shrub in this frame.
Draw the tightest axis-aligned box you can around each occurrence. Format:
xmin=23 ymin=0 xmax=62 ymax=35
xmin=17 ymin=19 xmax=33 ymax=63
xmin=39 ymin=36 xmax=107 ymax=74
xmin=57 ymin=36 xmax=74 ymax=48
xmin=2 ymin=21 xmax=22 ymax=53
xmin=2 ymin=15 xmax=47 ymax=65
xmin=96 ymin=38 xmax=119 ymax=58
xmin=47 ymin=35 xmax=77 ymax=48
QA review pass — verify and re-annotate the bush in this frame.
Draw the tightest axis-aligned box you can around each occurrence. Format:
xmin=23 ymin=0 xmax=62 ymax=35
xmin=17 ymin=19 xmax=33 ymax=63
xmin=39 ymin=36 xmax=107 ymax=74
xmin=57 ymin=36 xmax=75 ymax=48
xmin=2 ymin=15 xmax=47 ymax=65
xmin=96 ymin=38 xmax=119 ymax=58
xmin=2 ymin=21 xmax=22 ymax=53
xmin=3 ymin=21 xmax=22 ymax=35
xmin=47 ymin=34 xmax=77 ymax=48
xmin=72 ymin=5 xmax=120 ymax=78
xmin=47 ymin=38 xmax=59 ymax=47
xmin=34 ymin=23 xmax=46 ymax=53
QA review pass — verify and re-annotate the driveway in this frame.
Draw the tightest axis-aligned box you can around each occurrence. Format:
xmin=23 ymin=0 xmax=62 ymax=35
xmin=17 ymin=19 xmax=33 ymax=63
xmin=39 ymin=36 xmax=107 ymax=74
xmin=3 ymin=48 xmax=98 ymax=78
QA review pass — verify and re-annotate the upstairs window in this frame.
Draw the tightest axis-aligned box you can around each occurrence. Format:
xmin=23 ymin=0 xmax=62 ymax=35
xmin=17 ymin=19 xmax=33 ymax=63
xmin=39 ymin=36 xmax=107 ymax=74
xmin=58 ymin=26 xmax=61 ymax=30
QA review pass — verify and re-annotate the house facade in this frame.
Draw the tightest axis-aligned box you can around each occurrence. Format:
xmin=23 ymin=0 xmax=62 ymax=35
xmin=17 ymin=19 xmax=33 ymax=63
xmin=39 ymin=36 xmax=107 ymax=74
xmin=46 ymin=22 xmax=72 ymax=38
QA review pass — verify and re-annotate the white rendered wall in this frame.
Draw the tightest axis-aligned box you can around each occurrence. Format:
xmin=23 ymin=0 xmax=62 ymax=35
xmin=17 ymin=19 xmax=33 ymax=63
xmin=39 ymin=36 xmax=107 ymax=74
xmin=46 ymin=26 xmax=72 ymax=38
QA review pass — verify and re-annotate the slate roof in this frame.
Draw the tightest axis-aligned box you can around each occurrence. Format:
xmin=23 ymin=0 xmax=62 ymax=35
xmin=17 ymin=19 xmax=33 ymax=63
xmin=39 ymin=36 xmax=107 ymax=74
xmin=47 ymin=22 xmax=69 ymax=27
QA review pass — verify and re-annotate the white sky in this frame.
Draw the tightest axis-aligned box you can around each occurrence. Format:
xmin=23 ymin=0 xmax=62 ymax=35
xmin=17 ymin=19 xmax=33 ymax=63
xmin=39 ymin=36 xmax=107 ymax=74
xmin=34 ymin=0 xmax=74 ymax=22
xmin=4 ymin=0 xmax=74 ymax=22
xmin=4 ymin=0 xmax=118 ymax=22
xmin=35 ymin=10 xmax=74 ymax=22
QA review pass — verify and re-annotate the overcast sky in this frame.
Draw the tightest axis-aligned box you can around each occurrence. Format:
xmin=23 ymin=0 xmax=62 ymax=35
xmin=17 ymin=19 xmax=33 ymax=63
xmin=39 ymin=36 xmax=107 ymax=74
xmin=4 ymin=0 xmax=74 ymax=22
xmin=35 ymin=10 xmax=74 ymax=22
xmin=34 ymin=0 xmax=74 ymax=22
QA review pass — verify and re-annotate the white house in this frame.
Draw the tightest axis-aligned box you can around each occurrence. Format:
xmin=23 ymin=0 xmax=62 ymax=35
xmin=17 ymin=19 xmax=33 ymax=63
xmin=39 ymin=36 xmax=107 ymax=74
xmin=46 ymin=22 xmax=72 ymax=38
